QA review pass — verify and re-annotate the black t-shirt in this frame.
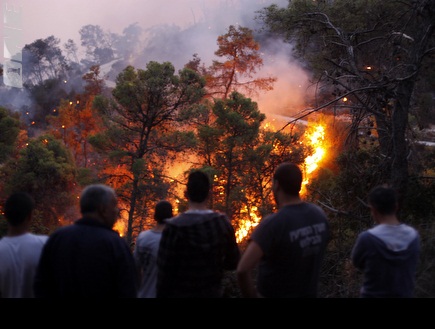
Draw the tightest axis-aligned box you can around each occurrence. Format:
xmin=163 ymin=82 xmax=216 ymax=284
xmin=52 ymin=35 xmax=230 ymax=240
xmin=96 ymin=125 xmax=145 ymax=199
xmin=252 ymin=202 xmax=330 ymax=297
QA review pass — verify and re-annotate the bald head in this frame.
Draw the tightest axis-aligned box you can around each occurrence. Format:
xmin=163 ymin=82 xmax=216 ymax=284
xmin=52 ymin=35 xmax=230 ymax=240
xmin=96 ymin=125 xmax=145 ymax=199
xmin=80 ymin=184 xmax=119 ymax=228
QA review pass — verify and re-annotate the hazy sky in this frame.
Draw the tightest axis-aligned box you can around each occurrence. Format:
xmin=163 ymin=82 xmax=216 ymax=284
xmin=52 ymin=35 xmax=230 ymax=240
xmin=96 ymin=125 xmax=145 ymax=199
xmin=1 ymin=0 xmax=311 ymax=116
xmin=4 ymin=0 xmax=275 ymax=46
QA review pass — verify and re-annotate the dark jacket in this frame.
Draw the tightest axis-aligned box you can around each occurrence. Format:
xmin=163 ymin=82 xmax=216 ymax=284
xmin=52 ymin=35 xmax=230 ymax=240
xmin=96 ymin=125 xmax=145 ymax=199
xmin=34 ymin=217 xmax=138 ymax=298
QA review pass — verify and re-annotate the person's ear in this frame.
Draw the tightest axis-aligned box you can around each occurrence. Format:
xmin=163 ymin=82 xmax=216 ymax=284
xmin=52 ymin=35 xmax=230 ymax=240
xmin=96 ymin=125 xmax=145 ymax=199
xmin=272 ymin=179 xmax=279 ymax=193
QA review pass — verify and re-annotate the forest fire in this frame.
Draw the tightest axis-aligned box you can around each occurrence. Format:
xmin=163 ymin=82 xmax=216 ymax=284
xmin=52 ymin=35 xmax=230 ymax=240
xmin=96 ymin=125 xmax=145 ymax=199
xmin=114 ymin=215 xmax=126 ymax=237
xmin=110 ymin=119 xmax=329 ymax=244
xmin=301 ymin=123 xmax=327 ymax=195
xmin=236 ymin=205 xmax=261 ymax=243
xmin=93 ymin=114 xmax=329 ymax=245
xmin=235 ymin=120 xmax=328 ymax=243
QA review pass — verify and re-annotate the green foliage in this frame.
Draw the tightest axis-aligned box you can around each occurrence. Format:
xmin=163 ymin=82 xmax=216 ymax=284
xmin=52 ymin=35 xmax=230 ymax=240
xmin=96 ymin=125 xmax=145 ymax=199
xmin=90 ymin=61 xmax=206 ymax=245
xmin=1 ymin=134 xmax=78 ymax=232
xmin=76 ymin=167 xmax=99 ymax=186
xmin=0 ymin=107 xmax=21 ymax=164
xmin=132 ymin=158 xmax=146 ymax=177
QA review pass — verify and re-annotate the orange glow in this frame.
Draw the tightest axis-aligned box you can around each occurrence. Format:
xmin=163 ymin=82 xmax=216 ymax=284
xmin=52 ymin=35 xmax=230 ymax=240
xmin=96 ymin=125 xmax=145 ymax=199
xmin=109 ymin=118 xmax=328 ymax=243
xmin=235 ymin=120 xmax=328 ymax=243
xmin=113 ymin=218 xmax=126 ymax=237
xmin=236 ymin=205 xmax=261 ymax=243
xmin=113 ymin=202 xmax=129 ymax=237
xmin=301 ymin=123 xmax=327 ymax=195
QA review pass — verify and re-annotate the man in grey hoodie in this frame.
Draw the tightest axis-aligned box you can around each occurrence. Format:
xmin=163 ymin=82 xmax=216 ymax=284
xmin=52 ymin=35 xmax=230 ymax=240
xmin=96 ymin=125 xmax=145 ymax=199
xmin=351 ymin=185 xmax=420 ymax=298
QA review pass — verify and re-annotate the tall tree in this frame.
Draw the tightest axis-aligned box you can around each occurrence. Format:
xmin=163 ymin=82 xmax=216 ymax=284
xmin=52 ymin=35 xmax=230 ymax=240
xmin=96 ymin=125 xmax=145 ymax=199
xmin=91 ymin=62 xmax=206 ymax=245
xmin=259 ymin=0 xmax=435 ymax=201
xmin=22 ymin=36 xmax=68 ymax=86
xmin=209 ymin=91 xmax=266 ymax=215
xmin=64 ymin=39 xmax=80 ymax=65
xmin=79 ymin=24 xmax=117 ymax=65
xmin=207 ymin=25 xmax=277 ymax=99
xmin=114 ymin=23 xmax=143 ymax=60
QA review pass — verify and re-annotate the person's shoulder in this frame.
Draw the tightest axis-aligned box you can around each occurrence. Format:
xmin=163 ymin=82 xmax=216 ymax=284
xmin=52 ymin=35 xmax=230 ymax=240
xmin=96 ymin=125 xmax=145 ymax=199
xmin=251 ymin=213 xmax=275 ymax=233
xmin=304 ymin=201 xmax=327 ymax=215
xmin=27 ymin=233 xmax=49 ymax=244
xmin=165 ymin=213 xmax=185 ymax=225
xmin=136 ymin=229 xmax=155 ymax=240
xmin=354 ymin=229 xmax=372 ymax=244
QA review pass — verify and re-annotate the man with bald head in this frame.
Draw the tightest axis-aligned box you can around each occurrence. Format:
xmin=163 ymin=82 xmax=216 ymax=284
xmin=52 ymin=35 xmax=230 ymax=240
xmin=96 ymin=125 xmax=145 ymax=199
xmin=34 ymin=184 xmax=138 ymax=298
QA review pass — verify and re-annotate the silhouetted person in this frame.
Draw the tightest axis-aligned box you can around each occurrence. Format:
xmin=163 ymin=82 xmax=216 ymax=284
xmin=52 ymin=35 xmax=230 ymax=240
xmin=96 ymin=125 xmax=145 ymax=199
xmin=156 ymin=169 xmax=240 ymax=298
xmin=34 ymin=184 xmax=138 ymax=298
xmin=237 ymin=162 xmax=330 ymax=298
xmin=134 ymin=200 xmax=173 ymax=298
xmin=0 ymin=192 xmax=48 ymax=298
xmin=351 ymin=185 xmax=420 ymax=298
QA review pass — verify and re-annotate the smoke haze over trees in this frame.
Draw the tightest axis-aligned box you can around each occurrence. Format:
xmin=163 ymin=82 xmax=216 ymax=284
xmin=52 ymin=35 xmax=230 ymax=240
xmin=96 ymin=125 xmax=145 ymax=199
xmin=0 ymin=0 xmax=434 ymax=297
xmin=1 ymin=0 xmax=306 ymax=117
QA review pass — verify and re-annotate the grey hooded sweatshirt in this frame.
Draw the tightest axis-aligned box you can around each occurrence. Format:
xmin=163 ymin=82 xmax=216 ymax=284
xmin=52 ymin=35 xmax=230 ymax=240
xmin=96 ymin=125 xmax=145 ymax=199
xmin=351 ymin=223 xmax=420 ymax=298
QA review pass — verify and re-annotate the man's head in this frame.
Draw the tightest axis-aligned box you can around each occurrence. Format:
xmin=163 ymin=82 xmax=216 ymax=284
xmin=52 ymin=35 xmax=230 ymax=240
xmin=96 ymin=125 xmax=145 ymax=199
xmin=273 ymin=162 xmax=303 ymax=197
xmin=186 ymin=170 xmax=210 ymax=203
xmin=154 ymin=200 xmax=173 ymax=224
xmin=4 ymin=192 xmax=35 ymax=227
xmin=80 ymin=184 xmax=119 ymax=228
xmin=367 ymin=185 xmax=398 ymax=216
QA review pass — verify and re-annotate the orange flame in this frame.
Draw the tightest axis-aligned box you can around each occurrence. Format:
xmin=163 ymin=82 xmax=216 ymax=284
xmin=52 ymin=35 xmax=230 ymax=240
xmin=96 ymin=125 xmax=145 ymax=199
xmin=236 ymin=120 xmax=328 ymax=243
xmin=113 ymin=216 xmax=126 ymax=237
xmin=236 ymin=205 xmax=261 ymax=243
xmin=301 ymin=123 xmax=326 ymax=195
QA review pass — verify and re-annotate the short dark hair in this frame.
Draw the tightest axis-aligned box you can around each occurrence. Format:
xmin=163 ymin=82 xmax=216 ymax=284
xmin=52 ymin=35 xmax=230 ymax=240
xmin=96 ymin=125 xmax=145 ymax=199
xmin=367 ymin=185 xmax=398 ymax=215
xmin=186 ymin=170 xmax=210 ymax=203
xmin=273 ymin=162 xmax=303 ymax=195
xmin=4 ymin=192 xmax=35 ymax=227
xmin=80 ymin=184 xmax=116 ymax=214
xmin=154 ymin=200 xmax=173 ymax=224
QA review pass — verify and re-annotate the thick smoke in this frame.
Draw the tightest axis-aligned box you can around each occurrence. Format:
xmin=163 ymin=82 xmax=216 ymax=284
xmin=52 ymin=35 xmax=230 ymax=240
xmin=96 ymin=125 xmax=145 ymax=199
xmin=1 ymin=0 xmax=310 ymax=118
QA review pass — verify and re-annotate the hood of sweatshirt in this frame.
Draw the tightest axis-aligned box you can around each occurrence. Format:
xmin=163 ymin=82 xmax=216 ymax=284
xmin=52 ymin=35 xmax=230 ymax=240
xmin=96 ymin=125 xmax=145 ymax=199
xmin=368 ymin=224 xmax=418 ymax=252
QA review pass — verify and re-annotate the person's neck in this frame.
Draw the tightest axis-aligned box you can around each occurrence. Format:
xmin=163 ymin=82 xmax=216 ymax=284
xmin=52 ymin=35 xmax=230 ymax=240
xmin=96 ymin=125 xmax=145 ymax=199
xmin=152 ymin=223 xmax=166 ymax=232
xmin=378 ymin=215 xmax=400 ymax=225
xmin=188 ymin=201 xmax=208 ymax=211
xmin=277 ymin=195 xmax=303 ymax=209
xmin=7 ymin=226 xmax=29 ymax=237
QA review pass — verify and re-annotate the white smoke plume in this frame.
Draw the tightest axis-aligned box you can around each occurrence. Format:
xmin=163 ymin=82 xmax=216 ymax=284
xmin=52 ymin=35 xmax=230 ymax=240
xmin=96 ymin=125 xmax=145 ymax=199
xmin=1 ymin=0 xmax=311 ymax=118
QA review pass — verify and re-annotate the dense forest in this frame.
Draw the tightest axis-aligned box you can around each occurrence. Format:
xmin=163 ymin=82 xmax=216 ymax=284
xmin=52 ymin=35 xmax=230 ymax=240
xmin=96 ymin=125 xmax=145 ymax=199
xmin=0 ymin=0 xmax=434 ymax=297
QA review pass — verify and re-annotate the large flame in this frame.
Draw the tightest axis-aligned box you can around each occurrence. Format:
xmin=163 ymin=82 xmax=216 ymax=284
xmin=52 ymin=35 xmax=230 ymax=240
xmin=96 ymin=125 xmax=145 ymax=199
xmin=113 ymin=210 xmax=127 ymax=237
xmin=235 ymin=120 xmax=327 ymax=243
xmin=301 ymin=123 xmax=326 ymax=195
xmin=236 ymin=205 xmax=261 ymax=243
xmin=114 ymin=119 xmax=328 ymax=244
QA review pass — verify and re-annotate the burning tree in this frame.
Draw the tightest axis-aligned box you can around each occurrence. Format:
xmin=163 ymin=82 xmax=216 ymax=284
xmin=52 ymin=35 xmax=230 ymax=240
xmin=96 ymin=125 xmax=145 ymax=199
xmin=259 ymin=0 xmax=435 ymax=202
xmin=46 ymin=65 xmax=107 ymax=169
xmin=205 ymin=25 xmax=277 ymax=99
